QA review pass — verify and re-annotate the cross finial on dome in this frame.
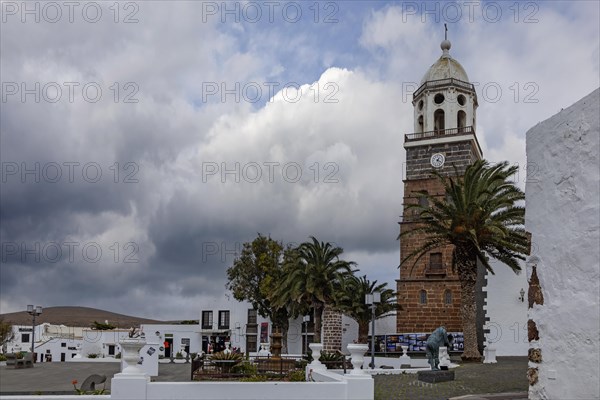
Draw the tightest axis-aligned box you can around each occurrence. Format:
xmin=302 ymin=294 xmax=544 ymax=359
xmin=441 ymin=24 xmax=451 ymax=58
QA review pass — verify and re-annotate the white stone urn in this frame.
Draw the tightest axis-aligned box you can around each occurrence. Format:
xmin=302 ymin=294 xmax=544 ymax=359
xmin=346 ymin=343 xmax=368 ymax=375
xmin=483 ymin=347 xmax=497 ymax=364
xmin=119 ymin=338 xmax=146 ymax=374
xmin=399 ymin=345 xmax=411 ymax=367
xmin=309 ymin=343 xmax=324 ymax=368
xmin=438 ymin=346 xmax=451 ymax=367
xmin=401 ymin=345 xmax=409 ymax=356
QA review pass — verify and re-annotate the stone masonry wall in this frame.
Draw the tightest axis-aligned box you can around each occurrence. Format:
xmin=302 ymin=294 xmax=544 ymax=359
xmin=322 ymin=306 xmax=342 ymax=352
xmin=396 ymin=280 xmax=462 ymax=332
xmin=398 ymin=176 xmax=463 ymax=333
xmin=405 ymin=139 xmax=479 ymax=181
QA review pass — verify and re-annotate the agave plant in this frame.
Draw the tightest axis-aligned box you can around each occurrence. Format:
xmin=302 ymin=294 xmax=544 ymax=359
xmin=210 ymin=351 xmax=243 ymax=373
xmin=319 ymin=351 xmax=350 ymax=370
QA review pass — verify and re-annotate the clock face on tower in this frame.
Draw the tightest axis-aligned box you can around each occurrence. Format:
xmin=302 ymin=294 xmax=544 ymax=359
xmin=430 ymin=153 xmax=445 ymax=168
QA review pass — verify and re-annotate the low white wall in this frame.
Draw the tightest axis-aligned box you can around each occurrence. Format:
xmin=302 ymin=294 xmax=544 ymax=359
xmin=107 ymin=369 xmax=373 ymax=400
xmin=147 ymin=381 xmax=347 ymax=400
xmin=0 ymin=370 xmax=374 ymax=400
xmin=0 ymin=397 xmax=109 ymax=400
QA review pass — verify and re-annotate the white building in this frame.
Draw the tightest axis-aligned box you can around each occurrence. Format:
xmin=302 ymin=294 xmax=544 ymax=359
xmin=5 ymin=323 xmax=85 ymax=362
xmin=196 ymin=294 xmax=309 ymax=355
xmin=525 ymin=88 xmax=599 ymax=399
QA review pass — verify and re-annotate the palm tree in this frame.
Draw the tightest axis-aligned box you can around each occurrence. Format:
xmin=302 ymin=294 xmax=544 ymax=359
xmin=336 ymin=275 xmax=397 ymax=344
xmin=399 ymin=160 xmax=529 ymax=361
xmin=272 ymin=237 xmax=355 ymax=343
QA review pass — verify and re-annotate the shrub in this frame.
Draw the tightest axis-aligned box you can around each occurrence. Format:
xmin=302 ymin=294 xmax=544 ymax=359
xmin=91 ymin=321 xmax=116 ymax=330
xmin=175 ymin=351 xmax=183 ymax=359
xmin=115 ymin=352 xmax=121 ymax=359
xmin=304 ymin=349 xmax=313 ymax=363
xmin=231 ymin=361 xmax=258 ymax=375
xmin=294 ymin=359 xmax=308 ymax=369
xmin=240 ymin=374 xmax=268 ymax=382
xmin=87 ymin=353 xmax=98 ymax=359
xmin=288 ymin=370 xmax=306 ymax=382
xmin=0 ymin=354 xmax=7 ymax=361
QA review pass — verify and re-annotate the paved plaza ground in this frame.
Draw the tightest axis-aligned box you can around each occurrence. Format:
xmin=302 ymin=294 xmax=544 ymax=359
xmin=374 ymin=357 xmax=528 ymax=400
xmin=0 ymin=357 xmax=527 ymax=399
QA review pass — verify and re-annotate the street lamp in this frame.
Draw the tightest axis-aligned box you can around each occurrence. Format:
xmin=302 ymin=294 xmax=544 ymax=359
xmin=26 ymin=305 xmax=42 ymax=363
xmin=365 ymin=292 xmax=380 ymax=369
xmin=302 ymin=315 xmax=310 ymax=357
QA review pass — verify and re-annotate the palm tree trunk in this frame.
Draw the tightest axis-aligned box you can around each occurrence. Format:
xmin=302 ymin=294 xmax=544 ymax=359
xmin=358 ymin=322 xmax=369 ymax=344
xmin=272 ymin=310 xmax=290 ymax=354
xmin=458 ymin=259 xmax=482 ymax=362
xmin=313 ymin=303 xmax=323 ymax=343
xmin=281 ymin=319 xmax=289 ymax=354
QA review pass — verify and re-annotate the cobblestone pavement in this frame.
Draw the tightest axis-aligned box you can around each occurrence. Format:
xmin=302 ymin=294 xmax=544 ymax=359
xmin=1 ymin=357 xmax=527 ymax=398
xmin=0 ymin=362 xmax=190 ymax=395
xmin=374 ymin=357 xmax=528 ymax=400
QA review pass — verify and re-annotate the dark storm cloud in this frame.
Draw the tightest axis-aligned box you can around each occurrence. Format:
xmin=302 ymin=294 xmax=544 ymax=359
xmin=3 ymin=1 xmax=594 ymax=320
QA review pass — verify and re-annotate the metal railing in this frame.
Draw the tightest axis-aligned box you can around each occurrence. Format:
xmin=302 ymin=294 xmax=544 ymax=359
xmin=404 ymin=126 xmax=475 ymax=142
xmin=191 ymin=355 xmax=306 ymax=381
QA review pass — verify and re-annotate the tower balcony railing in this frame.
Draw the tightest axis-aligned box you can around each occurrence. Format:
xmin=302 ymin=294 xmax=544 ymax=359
xmin=413 ymin=78 xmax=476 ymax=99
xmin=405 ymin=126 xmax=475 ymax=142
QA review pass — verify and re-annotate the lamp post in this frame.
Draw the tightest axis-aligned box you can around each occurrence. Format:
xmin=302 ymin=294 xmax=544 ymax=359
xmin=302 ymin=315 xmax=310 ymax=357
xmin=26 ymin=305 xmax=42 ymax=363
xmin=365 ymin=292 xmax=380 ymax=369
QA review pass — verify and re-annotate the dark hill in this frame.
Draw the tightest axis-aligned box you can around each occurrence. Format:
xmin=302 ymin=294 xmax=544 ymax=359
xmin=0 ymin=306 xmax=164 ymax=328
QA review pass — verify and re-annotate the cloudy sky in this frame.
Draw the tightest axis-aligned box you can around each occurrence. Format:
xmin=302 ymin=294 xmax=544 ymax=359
xmin=1 ymin=1 xmax=598 ymax=320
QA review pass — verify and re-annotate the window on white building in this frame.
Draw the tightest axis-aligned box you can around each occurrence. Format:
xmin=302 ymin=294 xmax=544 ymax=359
xmin=246 ymin=334 xmax=257 ymax=353
xmin=202 ymin=311 xmax=213 ymax=329
xmin=21 ymin=333 xmax=30 ymax=343
xmin=218 ymin=310 xmax=230 ymax=329
xmin=247 ymin=309 xmax=257 ymax=324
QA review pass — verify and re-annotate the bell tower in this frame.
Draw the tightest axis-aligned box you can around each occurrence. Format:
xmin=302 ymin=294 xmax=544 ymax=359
xmin=397 ymin=35 xmax=484 ymax=336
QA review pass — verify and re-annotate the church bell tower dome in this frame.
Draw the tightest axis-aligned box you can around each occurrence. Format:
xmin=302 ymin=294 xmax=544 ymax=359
xmin=409 ymin=36 xmax=480 ymax=158
xmin=420 ymin=40 xmax=470 ymax=85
